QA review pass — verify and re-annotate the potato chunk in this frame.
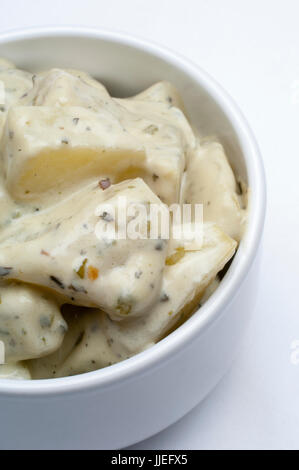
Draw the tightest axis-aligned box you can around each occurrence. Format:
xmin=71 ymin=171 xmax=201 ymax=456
xmin=0 ymin=282 xmax=66 ymax=361
xmin=2 ymin=102 xmax=189 ymax=203
xmin=130 ymin=81 xmax=186 ymax=112
xmin=2 ymin=70 xmax=192 ymax=204
xmin=0 ymin=362 xmax=31 ymax=380
xmin=0 ymin=66 xmax=33 ymax=138
xmin=0 ymin=67 xmax=33 ymax=108
xmin=29 ymin=223 xmax=236 ymax=378
xmin=115 ymin=97 xmax=196 ymax=204
xmin=28 ymin=306 xmax=113 ymax=379
xmin=2 ymin=105 xmax=146 ymax=200
xmin=182 ymin=141 xmax=247 ymax=241
xmin=99 ymin=223 xmax=237 ymax=356
xmin=0 ymin=179 xmax=168 ymax=320
xmin=20 ymin=68 xmax=112 ymax=110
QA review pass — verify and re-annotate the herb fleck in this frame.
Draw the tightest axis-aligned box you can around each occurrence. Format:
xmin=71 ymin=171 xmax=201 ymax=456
xmin=236 ymin=181 xmax=243 ymax=195
xmin=12 ymin=211 xmax=21 ymax=219
xmin=0 ymin=267 xmax=12 ymax=277
xmin=99 ymin=178 xmax=111 ymax=190
xmin=41 ymin=249 xmax=50 ymax=256
xmin=165 ymin=247 xmax=185 ymax=266
xmin=100 ymin=211 xmax=114 ymax=222
xmin=155 ymin=241 xmax=164 ymax=251
xmin=116 ymin=296 xmax=132 ymax=316
xmin=144 ymin=124 xmax=159 ymax=135
xmin=160 ymin=293 xmax=170 ymax=302
xmin=50 ymin=275 xmax=65 ymax=289
xmin=40 ymin=316 xmax=52 ymax=328
xmin=75 ymin=331 xmax=84 ymax=347
xmin=76 ymin=258 xmax=88 ymax=279
xmin=68 ymin=283 xmax=87 ymax=294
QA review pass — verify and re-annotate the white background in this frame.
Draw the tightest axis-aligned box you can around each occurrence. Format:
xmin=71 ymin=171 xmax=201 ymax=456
xmin=1 ymin=0 xmax=299 ymax=450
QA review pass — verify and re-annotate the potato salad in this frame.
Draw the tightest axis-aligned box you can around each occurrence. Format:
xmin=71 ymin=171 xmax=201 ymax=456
xmin=0 ymin=58 xmax=247 ymax=380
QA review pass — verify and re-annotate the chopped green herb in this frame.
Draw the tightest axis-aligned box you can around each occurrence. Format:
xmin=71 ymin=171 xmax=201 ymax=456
xmin=165 ymin=247 xmax=185 ymax=266
xmin=116 ymin=296 xmax=133 ymax=316
xmin=76 ymin=258 xmax=88 ymax=279
xmin=144 ymin=124 xmax=159 ymax=135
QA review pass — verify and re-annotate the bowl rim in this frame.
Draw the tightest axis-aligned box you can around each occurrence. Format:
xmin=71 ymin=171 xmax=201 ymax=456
xmin=0 ymin=26 xmax=266 ymax=396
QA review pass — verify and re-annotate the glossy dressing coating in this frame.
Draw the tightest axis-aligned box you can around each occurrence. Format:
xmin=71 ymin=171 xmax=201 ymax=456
xmin=0 ymin=60 xmax=246 ymax=380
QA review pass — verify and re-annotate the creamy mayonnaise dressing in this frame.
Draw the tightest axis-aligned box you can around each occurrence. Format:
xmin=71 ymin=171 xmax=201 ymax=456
xmin=0 ymin=60 xmax=247 ymax=380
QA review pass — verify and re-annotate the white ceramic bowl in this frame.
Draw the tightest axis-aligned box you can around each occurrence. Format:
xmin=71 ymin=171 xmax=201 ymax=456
xmin=0 ymin=27 xmax=266 ymax=450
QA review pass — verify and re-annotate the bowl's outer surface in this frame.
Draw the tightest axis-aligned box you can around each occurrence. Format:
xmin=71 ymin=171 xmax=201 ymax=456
xmin=0 ymin=28 xmax=266 ymax=449
xmin=0 ymin=257 xmax=262 ymax=450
